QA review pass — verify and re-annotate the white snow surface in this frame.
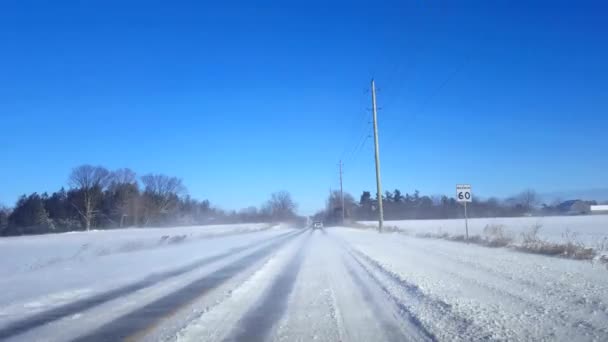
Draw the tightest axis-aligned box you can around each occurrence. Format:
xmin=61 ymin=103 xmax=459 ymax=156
xmin=361 ymin=214 xmax=608 ymax=245
xmin=0 ymin=223 xmax=279 ymax=320
xmin=1 ymin=224 xmax=608 ymax=341
xmin=175 ymin=228 xmax=608 ymax=341
xmin=332 ymin=228 xmax=608 ymax=341
xmin=0 ymin=223 xmax=272 ymax=278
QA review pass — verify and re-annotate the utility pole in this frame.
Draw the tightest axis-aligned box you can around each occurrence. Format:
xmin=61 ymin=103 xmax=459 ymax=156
xmin=339 ymin=160 xmax=345 ymax=224
xmin=371 ymin=79 xmax=384 ymax=232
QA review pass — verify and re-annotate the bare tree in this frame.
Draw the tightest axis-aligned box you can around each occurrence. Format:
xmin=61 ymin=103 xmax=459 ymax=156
xmin=238 ymin=206 xmax=260 ymax=223
xmin=0 ymin=205 xmax=10 ymax=233
xmin=266 ymin=191 xmax=297 ymax=222
xmin=68 ymin=165 xmax=111 ymax=230
xmin=326 ymin=190 xmax=356 ymax=223
xmin=110 ymin=168 xmax=137 ymax=186
xmin=518 ymin=189 xmax=539 ymax=214
xmin=141 ymin=174 xmax=186 ymax=225
xmin=108 ymin=168 xmax=139 ymax=227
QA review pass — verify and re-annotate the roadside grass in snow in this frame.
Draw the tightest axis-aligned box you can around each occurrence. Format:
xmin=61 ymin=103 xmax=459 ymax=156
xmin=416 ymin=224 xmax=514 ymax=248
xmin=355 ymin=222 xmax=608 ymax=269
xmin=515 ymin=224 xmax=596 ymax=260
xmin=344 ymin=222 xmax=373 ymax=230
xmin=345 ymin=222 xmax=401 ymax=232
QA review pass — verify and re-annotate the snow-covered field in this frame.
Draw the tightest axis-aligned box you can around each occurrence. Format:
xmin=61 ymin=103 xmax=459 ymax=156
xmin=0 ymin=223 xmax=272 ymax=279
xmin=1 ymin=225 xmax=607 ymax=341
xmin=0 ymin=224 xmax=282 ymax=329
xmin=361 ymin=215 xmax=608 ymax=246
xmin=331 ymin=228 xmax=608 ymax=341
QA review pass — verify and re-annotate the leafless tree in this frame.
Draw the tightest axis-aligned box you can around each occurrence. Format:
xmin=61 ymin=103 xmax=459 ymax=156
xmin=0 ymin=205 xmax=10 ymax=232
xmin=518 ymin=189 xmax=539 ymax=214
xmin=108 ymin=168 xmax=139 ymax=227
xmin=238 ymin=206 xmax=260 ymax=222
xmin=266 ymin=191 xmax=297 ymax=222
xmin=68 ymin=165 xmax=111 ymax=230
xmin=109 ymin=168 xmax=137 ymax=187
xmin=140 ymin=174 xmax=186 ymax=225
xmin=326 ymin=190 xmax=356 ymax=219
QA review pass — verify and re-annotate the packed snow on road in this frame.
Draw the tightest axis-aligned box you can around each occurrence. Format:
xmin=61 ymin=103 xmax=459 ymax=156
xmin=1 ymin=219 xmax=607 ymax=341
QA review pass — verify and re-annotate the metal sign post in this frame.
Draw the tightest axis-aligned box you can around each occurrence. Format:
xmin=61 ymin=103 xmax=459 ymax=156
xmin=456 ymin=184 xmax=472 ymax=241
xmin=464 ymin=201 xmax=469 ymax=241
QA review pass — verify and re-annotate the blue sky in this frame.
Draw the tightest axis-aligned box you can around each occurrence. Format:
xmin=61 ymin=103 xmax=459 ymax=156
xmin=1 ymin=1 xmax=607 ymax=214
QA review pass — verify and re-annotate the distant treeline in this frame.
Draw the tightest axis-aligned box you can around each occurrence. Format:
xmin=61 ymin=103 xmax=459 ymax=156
xmin=317 ymin=189 xmax=602 ymax=225
xmin=0 ymin=165 xmax=299 ymax=237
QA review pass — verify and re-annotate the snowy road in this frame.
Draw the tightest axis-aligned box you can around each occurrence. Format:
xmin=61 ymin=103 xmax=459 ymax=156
xmin=1 ymin=226 xmax=608 ymax=341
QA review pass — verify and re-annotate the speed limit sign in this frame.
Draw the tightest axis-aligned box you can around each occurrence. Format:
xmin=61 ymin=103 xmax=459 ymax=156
xmin=456 ymin=184 xmax=472 ymax=202
xmin=456 ymin=184 xmax=472 ymax=240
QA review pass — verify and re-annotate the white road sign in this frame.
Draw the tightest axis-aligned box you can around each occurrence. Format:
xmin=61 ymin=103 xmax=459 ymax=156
xmin=456 ymin=184 xmax=472 ymax=202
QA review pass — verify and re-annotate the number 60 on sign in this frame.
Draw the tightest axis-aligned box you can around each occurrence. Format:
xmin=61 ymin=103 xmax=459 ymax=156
xmin=456 ymin=184 xmax=472 ymax=202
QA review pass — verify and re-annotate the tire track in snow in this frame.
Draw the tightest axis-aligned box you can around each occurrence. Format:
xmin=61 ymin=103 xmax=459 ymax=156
xmin=325 ymin=233 xmax=440 ymax=341
xmin=342 ymin=257 xmax=434 ymax=342
xmin=171 ymin=231 xmax=308 ymax=342
xmin=324 ymin=231 xmax=491 ymax=341
xmin=409 ymin=240 xmax=608 ymax=327
xmin=356 ymin=236 xmax=608 ymax=339
xmin=324 ymin=276 xmax=345 ymax=342
xmin=223 ymin=230 xmax=311 ymax=342
xmin=0 ymin=230 xmax=301 ymax=340
xmin=271 ymin=230 xmax=345 ymax=342
xmin=69 ymin=230 xmax=307 ymax=342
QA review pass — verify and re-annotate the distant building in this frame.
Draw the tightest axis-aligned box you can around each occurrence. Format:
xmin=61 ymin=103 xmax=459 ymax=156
xmin=590 ymin=205 xmax=608 ymax=214
xmin=556 ymin=200 xmax=591 ymax=215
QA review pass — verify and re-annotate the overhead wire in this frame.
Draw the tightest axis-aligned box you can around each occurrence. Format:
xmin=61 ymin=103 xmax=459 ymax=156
xmin=384 ymin=55 xmax=472 ymax=145
xmin=339 ymin=88 xmax=370 ymax=162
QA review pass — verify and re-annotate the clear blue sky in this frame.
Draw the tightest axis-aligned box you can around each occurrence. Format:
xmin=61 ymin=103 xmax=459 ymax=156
xmin=1 ymin=1 xmax=607 ymax=214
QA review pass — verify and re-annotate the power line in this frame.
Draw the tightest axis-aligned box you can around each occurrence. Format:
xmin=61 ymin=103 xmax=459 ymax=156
xmin=385 ymin=55 xmax=472 ymax=145
xmin=372 ymin=33 xmax=433 ymax=121
xmin=340 ymin=119 xmax=364 ymax=162
xmin=347 ymin=132 xmax=370 ymax=165
xmin=350 ymin=135 xmax=370 ymax=165
xmin=344 ymin=125 xmax=370 ymax=166
xmin=339 ymin=89 xmax=371 ymax=162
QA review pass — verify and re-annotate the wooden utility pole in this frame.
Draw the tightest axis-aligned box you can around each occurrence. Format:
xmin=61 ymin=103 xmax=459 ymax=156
xmin=339 ymin=160 xmax=345 ymax=224
xmin=371 ymin=79 xmax=384 ymax=232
